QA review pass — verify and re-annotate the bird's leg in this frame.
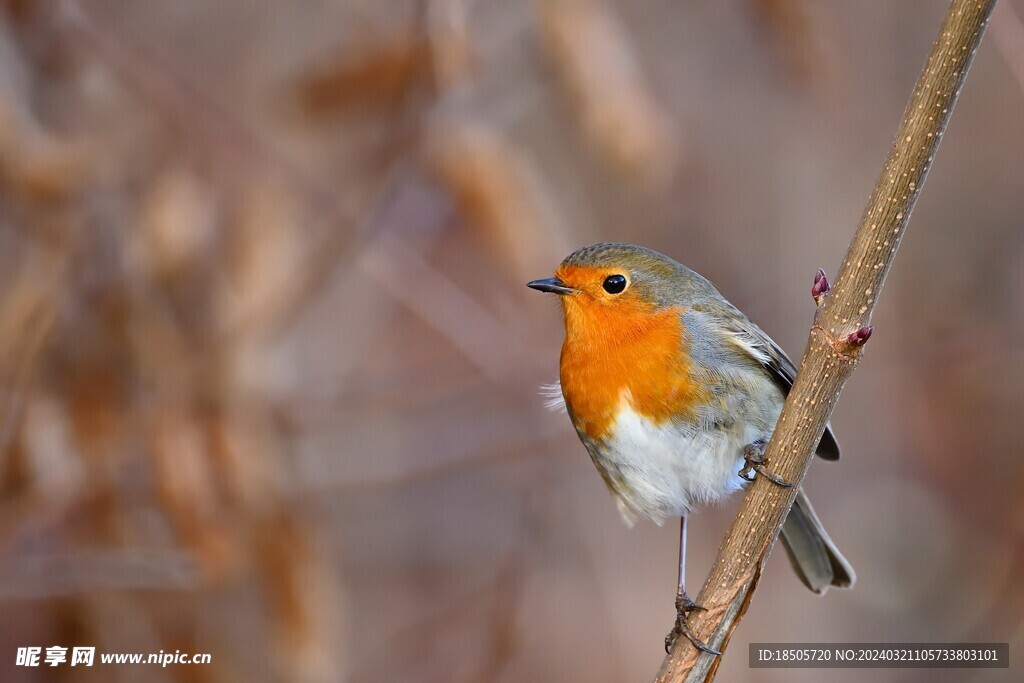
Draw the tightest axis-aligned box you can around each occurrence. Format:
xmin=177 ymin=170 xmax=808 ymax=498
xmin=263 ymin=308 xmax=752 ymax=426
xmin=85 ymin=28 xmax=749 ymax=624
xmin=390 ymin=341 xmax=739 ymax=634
xmin=739 ymin=439 xmax=795 ymax=487
xmin=664 ymin=516 xmax=720 ymax=655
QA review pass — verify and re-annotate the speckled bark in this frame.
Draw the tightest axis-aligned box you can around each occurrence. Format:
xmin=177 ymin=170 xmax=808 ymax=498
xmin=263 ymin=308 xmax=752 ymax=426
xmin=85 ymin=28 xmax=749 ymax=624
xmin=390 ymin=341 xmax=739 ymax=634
xmin=655 ymin=1 xmax=997 ymax=681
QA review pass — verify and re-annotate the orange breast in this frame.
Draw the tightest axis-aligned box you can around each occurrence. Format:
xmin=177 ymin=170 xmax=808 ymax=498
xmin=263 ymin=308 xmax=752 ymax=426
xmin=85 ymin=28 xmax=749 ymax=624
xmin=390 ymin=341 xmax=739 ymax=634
xmin=559 ymin=301 xmax=706 ymax=441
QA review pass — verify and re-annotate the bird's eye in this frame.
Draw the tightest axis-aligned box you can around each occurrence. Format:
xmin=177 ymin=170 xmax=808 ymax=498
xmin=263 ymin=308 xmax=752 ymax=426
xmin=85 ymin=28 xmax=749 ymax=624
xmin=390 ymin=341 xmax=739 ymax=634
xmin=602 ymin=274 xmax=627 ymax=294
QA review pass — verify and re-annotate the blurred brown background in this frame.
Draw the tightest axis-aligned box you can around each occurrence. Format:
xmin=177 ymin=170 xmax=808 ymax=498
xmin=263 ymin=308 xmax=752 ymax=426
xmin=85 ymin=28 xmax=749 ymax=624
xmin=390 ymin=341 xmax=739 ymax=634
xmin=0 ymin=1 xmax=1022 ymax=682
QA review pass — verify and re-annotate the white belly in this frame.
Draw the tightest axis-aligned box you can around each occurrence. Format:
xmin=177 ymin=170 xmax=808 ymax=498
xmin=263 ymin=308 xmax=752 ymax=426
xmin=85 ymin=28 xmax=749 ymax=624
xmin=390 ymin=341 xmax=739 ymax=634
xmin=595 ymin=404 xmax=765 ymax=525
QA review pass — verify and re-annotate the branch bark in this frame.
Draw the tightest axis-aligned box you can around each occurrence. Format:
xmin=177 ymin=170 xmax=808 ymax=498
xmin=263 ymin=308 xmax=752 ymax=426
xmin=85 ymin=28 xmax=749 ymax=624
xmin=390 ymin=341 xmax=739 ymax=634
xmin=655 ymin=1 xmax=997 ymax=681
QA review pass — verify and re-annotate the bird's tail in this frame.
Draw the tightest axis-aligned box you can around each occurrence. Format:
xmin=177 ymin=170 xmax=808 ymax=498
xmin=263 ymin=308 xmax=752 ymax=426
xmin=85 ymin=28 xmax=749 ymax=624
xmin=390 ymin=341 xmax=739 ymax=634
xmin=779 ymin=488 xmax=855 ymax=594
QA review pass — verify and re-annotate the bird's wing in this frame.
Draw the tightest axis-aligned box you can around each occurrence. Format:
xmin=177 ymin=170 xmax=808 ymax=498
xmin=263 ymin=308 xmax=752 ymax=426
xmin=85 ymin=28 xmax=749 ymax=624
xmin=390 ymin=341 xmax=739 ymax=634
xmin=712 ymin=304 xmax=841 ymax=461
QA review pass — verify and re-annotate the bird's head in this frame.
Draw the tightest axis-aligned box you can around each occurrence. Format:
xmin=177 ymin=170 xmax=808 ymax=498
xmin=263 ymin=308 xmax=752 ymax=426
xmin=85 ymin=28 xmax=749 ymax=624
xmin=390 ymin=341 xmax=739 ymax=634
xmin=528 ymin=243 xmax=695 ymax=338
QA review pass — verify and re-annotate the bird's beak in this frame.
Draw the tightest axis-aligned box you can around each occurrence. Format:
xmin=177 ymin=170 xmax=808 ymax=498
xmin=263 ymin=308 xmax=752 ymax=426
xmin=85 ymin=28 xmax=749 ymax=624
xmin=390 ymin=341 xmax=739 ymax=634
xmin=527 ymin=277 xmax=576 ymax=295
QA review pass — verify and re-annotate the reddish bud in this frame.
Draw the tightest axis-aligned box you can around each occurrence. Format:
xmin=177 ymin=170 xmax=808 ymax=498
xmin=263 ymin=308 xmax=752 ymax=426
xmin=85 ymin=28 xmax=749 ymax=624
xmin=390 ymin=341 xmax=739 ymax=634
xmin=847 ymin=326 xmax=873 ymax=346
xmin=811 ymin=268 xmax=830 ymax=305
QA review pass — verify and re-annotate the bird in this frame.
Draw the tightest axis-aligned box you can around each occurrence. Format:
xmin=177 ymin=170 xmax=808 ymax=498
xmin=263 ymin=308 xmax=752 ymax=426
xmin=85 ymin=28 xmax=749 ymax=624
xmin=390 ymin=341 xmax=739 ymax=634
xmin=527 ymin=242 xmax=854 ymax=654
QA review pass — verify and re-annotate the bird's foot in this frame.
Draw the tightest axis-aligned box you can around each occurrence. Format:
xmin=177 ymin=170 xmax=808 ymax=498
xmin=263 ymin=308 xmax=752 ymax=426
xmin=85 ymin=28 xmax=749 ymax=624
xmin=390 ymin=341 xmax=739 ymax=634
xmin=739 ymin=442 xmax=795 ymax=488
xmin=664 ymin=589 xmax=719 ymax=655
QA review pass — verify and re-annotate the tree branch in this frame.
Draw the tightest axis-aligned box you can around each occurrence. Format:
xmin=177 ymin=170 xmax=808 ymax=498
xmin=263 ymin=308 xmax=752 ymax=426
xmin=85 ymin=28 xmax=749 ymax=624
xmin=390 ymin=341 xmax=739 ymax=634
xmin=655 ymin=1 xmax=997 ymax=681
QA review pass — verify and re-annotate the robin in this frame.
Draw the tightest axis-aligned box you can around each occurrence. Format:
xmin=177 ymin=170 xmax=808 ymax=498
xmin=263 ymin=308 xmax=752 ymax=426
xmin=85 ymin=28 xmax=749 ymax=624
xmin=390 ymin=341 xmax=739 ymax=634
xmin=528 ymin=243 xmax=854 ymax=654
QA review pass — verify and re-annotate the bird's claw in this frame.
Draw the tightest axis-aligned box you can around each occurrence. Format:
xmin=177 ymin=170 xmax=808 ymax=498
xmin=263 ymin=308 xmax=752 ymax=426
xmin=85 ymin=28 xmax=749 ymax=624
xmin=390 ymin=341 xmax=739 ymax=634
xmin=739 ymin=444 xmax=795 ymax=488
xmin=664 ymin=590 xmax=719 ymax=655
